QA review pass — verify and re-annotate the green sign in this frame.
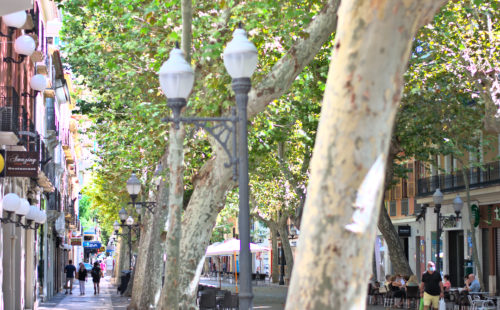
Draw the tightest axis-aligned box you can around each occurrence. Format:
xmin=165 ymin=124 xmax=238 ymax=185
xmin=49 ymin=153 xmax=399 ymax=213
xmin=471 ymin=204 xmax=480 ymax=227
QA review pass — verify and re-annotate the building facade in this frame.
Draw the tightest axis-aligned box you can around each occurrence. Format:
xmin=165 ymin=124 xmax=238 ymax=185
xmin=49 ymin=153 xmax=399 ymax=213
xmin=1 ymin=1 xmax=81 ymax=308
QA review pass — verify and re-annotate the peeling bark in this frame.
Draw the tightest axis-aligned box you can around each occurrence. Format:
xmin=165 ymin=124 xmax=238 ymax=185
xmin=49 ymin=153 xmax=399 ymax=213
xmin=161 ymin=0 xmax=343 ymax=307
xmin=158 ymin=126 xmax=186 ymax=309
xmin=377 ymin=138 xmax=413 ymax=276
xmin=129 ymin=156 xmax=169 ymax=309
xmin=286 ymin=1 xmax=448 ymax=309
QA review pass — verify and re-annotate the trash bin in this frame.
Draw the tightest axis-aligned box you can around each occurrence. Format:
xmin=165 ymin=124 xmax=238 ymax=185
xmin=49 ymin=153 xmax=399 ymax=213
xmin=118 ymin=270 xmax=131 ymax=295
xmin=464 ymin=259 xmax=473 ymax=277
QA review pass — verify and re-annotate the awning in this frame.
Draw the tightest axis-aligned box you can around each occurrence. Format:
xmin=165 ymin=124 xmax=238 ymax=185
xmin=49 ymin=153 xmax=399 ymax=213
xmin=0 ymin=0 xmax=33 ymax=16
xmin=205 ymin=238 xmax=269 ymax=256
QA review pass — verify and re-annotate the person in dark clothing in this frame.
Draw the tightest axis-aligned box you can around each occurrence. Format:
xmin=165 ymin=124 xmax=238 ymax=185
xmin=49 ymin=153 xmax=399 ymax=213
xmin=77 ymin=263 xmax=87 ymax=295
xmin=91 ymin=262 xmax=102 ymax=294
xmin=64 ymin=260 xmax=76 ymax=294
xmin=420 ymin=261 xmax=444 ymax=310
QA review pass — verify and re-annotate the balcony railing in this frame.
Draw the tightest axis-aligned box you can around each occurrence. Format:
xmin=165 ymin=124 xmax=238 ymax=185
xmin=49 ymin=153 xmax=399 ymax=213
xmin=0 ymin=86 xmax=20 ymax=133
xmin=417 ymin=161 xmax=500 ymax=196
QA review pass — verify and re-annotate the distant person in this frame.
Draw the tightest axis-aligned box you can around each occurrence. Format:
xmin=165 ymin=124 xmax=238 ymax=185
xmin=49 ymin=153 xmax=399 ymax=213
xmin=443 ymin=274 xmax=451 ymax=291
xmin=464 ymin=274 xmax=480 ymax=292
xmin=420 ymin=261 xmax=444 ymax=310
xmin=64 ymin=260 xmax=76 ymax=295
xmin=100 ymin=260 xmax=106 ymax=276
xmin=406 ymin=275 xmax=419 ymax=287
xmin=105 ymin=256 xmax=113 ymax=276
xmin=91 ymin=262 xmax=103 ymax=294
xmin=77 ymin=263 xmax=88 ymax=295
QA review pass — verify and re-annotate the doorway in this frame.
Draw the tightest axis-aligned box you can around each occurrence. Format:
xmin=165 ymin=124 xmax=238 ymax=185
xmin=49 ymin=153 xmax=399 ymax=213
xmin=448 ymin=230 xmax=464 ymax=287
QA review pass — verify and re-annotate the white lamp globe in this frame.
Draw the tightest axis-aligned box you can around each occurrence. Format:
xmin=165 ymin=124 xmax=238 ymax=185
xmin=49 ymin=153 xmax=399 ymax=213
xmin=223 ymin=28 xmax=258 ymax=79
xmin=14 ymin=35 xmax=36 ymax=56
xmin=2 ymin=11 xmax=27 ymax=28
xmin=30 ymin=74 xmax=47 ymax=91
xmin=126 ymin=173 xmax=141 ymax=196
xmin=158 ymin=48 xmax=194 ymax=99
xmin=17 ymin=198 xmax=30 ymax=216
xmin=453 ymin=194 xmax=464 ymax=213
xmin=113 ymin=220 xmax=120 ymax=231
xmin=1 ymin=193 xmax=21 ymax=213
xmin=35 ymin=210 xmax=46 ymax=224
xmin=432 ymin=188 xmax=444 ymax=205
xmin=126 ymin=216 xmax=134 ymax=226
xmin=25 ymin=205 xmax=39 ymax=221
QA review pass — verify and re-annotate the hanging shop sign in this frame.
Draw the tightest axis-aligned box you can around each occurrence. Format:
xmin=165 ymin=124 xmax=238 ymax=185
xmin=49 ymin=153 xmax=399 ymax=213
xmin=70 ymin=238 xmax=82 ymax=246
xmin=398 ymin=225 xmax=411 ymax=237
xmin=4 ymin=151 xmax=38 ymax=177
xmin=83 ymin=241 xmax=101 ymax=249
xmin=0 ymin=150 xmax=5 ymax=177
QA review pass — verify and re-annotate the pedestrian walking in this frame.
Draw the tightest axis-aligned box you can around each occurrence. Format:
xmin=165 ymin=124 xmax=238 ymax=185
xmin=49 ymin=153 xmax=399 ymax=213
xmin=64 ymin=260 xmax=76 ymax=295
xmin=91 ymin=261 xmax=103 ymax=294
xmin=100 ymin=260 xmax=106 ymax=275
xmin=77 ymin=263 xmax=87 ymax=295
xmin=419 ymin=261 xmax=444 ymax=310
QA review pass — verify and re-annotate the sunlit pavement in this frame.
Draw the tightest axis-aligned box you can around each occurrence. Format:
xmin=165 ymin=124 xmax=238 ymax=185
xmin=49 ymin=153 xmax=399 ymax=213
xmin=38 ymin=275 xmax=393 ymax=309
xmin=38 ymin=276 xmax=129 ymax=310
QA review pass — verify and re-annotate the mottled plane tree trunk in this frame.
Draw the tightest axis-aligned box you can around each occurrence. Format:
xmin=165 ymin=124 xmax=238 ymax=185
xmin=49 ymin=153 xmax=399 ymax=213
xmin=175 ymin=0 xmax=341 ymax=307
xmin=129 ymin=155 xmax=169 ymax=309
xmin=286 ymin=1 xmax=448 ymax=309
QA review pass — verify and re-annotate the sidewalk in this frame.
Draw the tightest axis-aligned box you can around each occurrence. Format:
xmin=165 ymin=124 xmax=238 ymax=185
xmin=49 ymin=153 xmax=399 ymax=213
xmin=38 ymin=276 xmax=130 ymax=310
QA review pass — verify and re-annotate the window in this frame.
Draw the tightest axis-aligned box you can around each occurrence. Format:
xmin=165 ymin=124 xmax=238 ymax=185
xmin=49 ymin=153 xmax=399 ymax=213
xmin=401 ymin=199 xmax=409 ymax=216
xmin=390 ymin=201 xmax=397 ymax=216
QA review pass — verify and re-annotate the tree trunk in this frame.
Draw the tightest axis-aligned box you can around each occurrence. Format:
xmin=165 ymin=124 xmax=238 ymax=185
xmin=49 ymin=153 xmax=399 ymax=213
xmin=270 ymin=225 xmax=279 ymax=283
xmin=462 ymin=167 xmax=485 ymax=289
xmin=286 ymin=1 xmax=448 ymax=309
xmin=278 ymin=219 xmax=294 ymax=283
xmin=129 ymin=158 xmax=169 ymax=309
xmin=377 ymin=139 xmax=413 ymax=276
xmin=377 ymin=199 xmax=413 ymax=276
xmin=177 ymin=154 xmax=235 ymax=308
xmin=158 ymin=126 xmax=185 ymax=309
xmin=163 ymin=0 xmax=342 ymax=306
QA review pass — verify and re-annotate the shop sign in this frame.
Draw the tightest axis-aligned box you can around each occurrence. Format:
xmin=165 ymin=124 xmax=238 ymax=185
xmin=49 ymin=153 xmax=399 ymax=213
xmin=83 ymin=241 xmax=101 ymax=249
xmin=398 ymin=226 xmax=411 ymax=237
xmin=0 ymin=150 xmax=5 ymax=177
xmin=5 ymin=151 xmax=38 ymax=177
xmin=70 ymin=238 xmax=82 ymax=246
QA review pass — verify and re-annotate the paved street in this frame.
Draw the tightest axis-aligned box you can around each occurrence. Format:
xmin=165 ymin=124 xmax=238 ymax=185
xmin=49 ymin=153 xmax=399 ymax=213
xmin=37 ymin=275 xmax=408 ymax=309
xmin=38 ymin=276 xmax=129 ymax=310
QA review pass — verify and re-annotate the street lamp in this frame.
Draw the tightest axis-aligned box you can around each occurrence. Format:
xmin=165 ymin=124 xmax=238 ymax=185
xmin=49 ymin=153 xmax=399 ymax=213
xmin=159 ymin=25 xmax=257 ymax=309
xmin=125 ymin=173 xmax=157 ymax=214
xmin=114 ymin=209 xmax=140 ymax=270
xmin=432 ymin=189 xmax=463 ymax=273
xmin=0 ymin=10 xmax=27 ymax=38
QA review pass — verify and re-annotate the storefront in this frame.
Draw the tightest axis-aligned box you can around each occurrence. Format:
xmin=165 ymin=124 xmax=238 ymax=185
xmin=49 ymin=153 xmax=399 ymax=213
xmin=479 ymin=204 xmax=500 ymax=294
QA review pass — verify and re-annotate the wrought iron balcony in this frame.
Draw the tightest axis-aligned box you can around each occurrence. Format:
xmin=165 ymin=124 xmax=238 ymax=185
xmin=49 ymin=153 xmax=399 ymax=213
xmin=417 ymin=161 xmax=500 ymax=196
xmin=0 ymin=86 xmax=20 ymax=134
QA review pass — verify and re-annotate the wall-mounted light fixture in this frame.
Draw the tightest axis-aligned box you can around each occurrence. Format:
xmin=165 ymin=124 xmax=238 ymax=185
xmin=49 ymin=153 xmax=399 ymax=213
xmin=22 ymin=73 xmax=47 ymax=98
xmin=54 ymin=78 xmax=70 ymax=104
xmin=3 ymin=34 xmax=36 ymax=64
xmin=0 ymin=11 xmax=27 ymax=38
xmin=1 ymin=193 xmax=47 ymax=229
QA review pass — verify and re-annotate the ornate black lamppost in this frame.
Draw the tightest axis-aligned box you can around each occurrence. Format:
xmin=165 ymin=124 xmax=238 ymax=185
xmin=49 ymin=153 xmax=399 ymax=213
xmin=432 ymin=188 xmax=463 ymax=273
xmin=158 ymin=25 xmax=257 ymax=309
xmin=114 ymin=208 xmax=140 ymax=270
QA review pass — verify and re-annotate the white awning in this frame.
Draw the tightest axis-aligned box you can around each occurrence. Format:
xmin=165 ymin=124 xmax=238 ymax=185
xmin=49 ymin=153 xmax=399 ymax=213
xmin=206 ymin=238 xmax=269 ymax=256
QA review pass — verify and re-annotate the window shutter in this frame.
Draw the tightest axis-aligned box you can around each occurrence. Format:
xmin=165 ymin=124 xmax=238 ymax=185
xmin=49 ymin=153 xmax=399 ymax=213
xmin=395 ymin=180 xmax=403 ymax=200
xmin=407 ymin=162 xmax=415 ymax=197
